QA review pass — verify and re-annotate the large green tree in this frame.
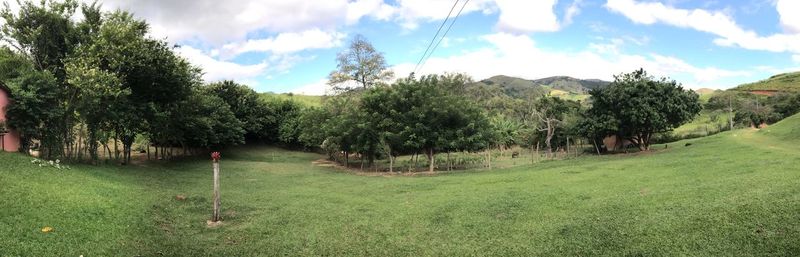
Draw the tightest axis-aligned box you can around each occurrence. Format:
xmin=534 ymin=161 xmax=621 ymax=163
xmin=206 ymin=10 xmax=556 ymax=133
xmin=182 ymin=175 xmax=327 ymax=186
xmin=206 ymin=81 xmax=275 ymax=142
xmin=587 ymin=69 xmax=701 ymax=151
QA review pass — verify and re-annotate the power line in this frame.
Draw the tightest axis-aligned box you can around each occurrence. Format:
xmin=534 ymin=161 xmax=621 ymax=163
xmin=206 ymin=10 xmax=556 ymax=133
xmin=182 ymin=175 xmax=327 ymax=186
xmin=413 ymin=0 xmax=460 ymax=74
xmin=417 ymin=0 xmax=470 ymax=74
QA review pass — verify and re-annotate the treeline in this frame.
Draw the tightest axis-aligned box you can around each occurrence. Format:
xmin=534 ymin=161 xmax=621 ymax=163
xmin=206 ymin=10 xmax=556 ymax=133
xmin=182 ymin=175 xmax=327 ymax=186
xmin=286 ymin=34 xmax=703 ymax=172
xmin=295 ymin=74 xmax=494 ymax=172
xmin=0 ymin=1 xmax=303 ymax=163
xmin=705 ymin=90 xmax=800 ymax=128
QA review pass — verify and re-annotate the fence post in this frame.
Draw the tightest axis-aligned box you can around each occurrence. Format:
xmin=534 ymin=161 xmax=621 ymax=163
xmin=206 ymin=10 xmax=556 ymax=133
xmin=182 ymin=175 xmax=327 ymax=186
xmin=211 ymin=152 xmax=221 ymax=222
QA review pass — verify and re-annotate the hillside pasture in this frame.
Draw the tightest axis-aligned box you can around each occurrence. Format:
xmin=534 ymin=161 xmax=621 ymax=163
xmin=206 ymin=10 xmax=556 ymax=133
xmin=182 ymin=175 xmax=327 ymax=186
xmin=2 ymin=114 xmax=800 ymax=256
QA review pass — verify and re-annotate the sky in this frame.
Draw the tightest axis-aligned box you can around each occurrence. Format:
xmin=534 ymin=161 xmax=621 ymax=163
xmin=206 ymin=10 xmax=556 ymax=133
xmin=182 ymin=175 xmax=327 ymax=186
xmin=6 ymin=0 xmax=800 ymax=94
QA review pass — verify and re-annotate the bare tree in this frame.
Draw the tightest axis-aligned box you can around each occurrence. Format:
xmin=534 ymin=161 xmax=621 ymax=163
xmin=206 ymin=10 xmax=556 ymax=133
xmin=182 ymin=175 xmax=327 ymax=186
xmin=328 ymin=35 xmax=394 ymax=93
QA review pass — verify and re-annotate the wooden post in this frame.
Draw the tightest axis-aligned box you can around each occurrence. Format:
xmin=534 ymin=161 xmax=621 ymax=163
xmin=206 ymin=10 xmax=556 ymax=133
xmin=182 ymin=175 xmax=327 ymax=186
xmin=211 ymin=152 xmax=221 ymax=222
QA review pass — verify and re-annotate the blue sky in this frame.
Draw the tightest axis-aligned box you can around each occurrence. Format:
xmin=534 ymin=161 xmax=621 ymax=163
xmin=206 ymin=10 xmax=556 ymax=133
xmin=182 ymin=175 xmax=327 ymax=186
xmin=53 ymin=0 xmax=800 ymax=94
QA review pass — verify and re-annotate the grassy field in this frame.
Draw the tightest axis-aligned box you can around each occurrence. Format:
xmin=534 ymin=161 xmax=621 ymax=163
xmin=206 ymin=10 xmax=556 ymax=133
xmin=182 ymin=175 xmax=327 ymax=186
xmin=259 ymin=92 xmax=324 ymax=107
xmin=734 ymin=71 xmax=800 ymax=92
xmin=672 ymin=110 xmax=732 ymax=138
xmin=2 ymin=116 xmax=800 ymax=256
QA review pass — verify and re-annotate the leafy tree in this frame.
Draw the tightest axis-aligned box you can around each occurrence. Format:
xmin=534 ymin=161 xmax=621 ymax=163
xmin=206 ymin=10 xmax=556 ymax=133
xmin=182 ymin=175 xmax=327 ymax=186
xmin=392 ymin=75 xmax=493 ymax=172
xmin=206 ymin=81 xmax=275 ymax=141
xmin=1 ymin=0 xmax=82 ymax=158
xmin=65 ymin=60 xmax=125 ymax=161
xmin=328 ymin=35 xmax=393 ymax=92
xmin=587 ymin=69 xmax=701 ymax=151
xmin=2 ymin=67 xmax=61 ymax=154
xmin=491 ymin=116 xmax=522 ymax=151
xmin=768 ymin=92 xmax=800 ymax=119
xmin=176 ymin=88 xmax=245 ymax=148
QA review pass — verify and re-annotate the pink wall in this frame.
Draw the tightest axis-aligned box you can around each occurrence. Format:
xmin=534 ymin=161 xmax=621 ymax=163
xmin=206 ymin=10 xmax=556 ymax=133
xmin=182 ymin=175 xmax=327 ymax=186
xmin=0 ymin=87 xmax=20 ymax=152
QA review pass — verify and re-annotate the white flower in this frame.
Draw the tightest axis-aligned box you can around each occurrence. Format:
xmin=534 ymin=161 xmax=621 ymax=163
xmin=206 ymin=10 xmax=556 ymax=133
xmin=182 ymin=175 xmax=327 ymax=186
xmin=55 ymin=159 xmax=60 ymax=164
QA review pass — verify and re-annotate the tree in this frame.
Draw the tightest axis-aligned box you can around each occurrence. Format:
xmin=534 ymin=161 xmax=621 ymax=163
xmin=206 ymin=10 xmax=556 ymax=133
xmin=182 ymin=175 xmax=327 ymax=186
xmin=532 ymin=96 xmax=576 ymax=157
xmin=587 ymin=69 xmax=701 ymax=151
xmin=391 ymin=75 xmax=493 ymax=172
xmin=175 ymin=88 xmax=245 ymax=149
xmin=206 ymin=81 xmax=275 ymax=142
xmin=491 ymin=116 xmax=521 ymax=151
xmin=1 ymin=0 xmax=82 ymax=158
xmin=328 ymin=35 xmax=393 ymax=92
xmin=65 ymin=59 xmax=125 ymax=162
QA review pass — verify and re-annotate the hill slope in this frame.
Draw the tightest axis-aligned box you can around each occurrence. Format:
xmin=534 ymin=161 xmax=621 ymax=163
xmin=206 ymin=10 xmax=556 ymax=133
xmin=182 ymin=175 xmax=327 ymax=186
xmin=734 ymin=71 xmax=800 ymax=92
xmin=469 ymin=75 xmax=610 ymax=99
xmin=759 ymin=112 xmax=800 ymax=141
xmin=259 ymin=92 xmax=323 ymax=107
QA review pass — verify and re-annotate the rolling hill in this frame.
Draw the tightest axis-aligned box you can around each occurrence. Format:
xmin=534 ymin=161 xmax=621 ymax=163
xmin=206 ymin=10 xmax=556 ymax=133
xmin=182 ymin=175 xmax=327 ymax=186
xmin=469 ymin=75 xmax=610 ymax=99
xmin=733 ymin=71 xmax=800 ymax=93
xmin=259 ymin=92 xmax=323 ymax=107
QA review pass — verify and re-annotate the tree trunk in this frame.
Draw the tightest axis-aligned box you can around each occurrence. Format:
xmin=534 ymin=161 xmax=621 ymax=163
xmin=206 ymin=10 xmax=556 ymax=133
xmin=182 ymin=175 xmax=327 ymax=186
xmin=427 ymin=148 xmax=435 ymax=172
xmin=113 ymin=134 xmax=119 ymax=161
xmin=388 ymin=155 xmax=394 ymax=173
xmin=414 ymin=152 xmax=419 ymax=172
xmin=486 ymin=150 xmax=492 ymax=170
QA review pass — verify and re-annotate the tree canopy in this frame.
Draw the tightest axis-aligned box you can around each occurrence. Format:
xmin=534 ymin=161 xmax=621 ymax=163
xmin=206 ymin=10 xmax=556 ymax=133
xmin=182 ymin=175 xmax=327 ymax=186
xmin=584 ymin=69 xmax=701 ymax=151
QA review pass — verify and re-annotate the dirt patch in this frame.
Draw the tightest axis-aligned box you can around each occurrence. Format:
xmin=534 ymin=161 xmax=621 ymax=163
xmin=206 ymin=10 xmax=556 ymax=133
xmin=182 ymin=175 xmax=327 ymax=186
xmin=206 ymin=220 xmax=223 ymax=228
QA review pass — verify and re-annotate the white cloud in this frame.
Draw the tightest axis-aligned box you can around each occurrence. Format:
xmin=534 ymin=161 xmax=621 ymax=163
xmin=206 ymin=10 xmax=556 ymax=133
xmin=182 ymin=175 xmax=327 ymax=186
xmin=220 ymin=29 xmax=345 ymax=59
xmin=392 ymin=0 xmax=496 ymax=30
xmin=563 ymin=0 xmax=583 ymax=26
xmin=101 ymin=0 xmax=352 ymax=44
xmin=346 ymin=0 xmax=396 ymax=24
xmin=793 ymin=54 xmax=800 ymax=63
xmin=494 ymin=0 xmax=560 ymax=33
xmin=176 ymin=46 xmax=268 ymax=82
xmin=393 ymin=33 xmax=749 ymax=89
xmin=776 ymin=0 xmax=800 ymax=33
xmin=605 ymin=0 xmax=800 ymax=54
xmin=290 ymin=79 xmax=332 ymax=95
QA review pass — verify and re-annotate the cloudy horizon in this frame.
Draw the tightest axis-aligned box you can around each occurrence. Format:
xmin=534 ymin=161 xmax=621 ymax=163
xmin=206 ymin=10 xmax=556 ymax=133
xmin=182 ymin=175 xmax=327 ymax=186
xmin=4 ymin=0 xmax=798 ymax=95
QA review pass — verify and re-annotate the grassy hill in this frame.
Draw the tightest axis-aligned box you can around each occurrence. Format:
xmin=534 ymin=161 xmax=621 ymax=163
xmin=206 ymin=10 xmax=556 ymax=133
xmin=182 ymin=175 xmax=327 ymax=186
xmin=759 ymin=111 xmax=800 ymax=141
xmin=531 ymin=76 xmax=610 ymax=94
xmin=2 ymin=115 xmax=800 ymax=256
xmin=259 ymin=92 xmax=323 ymax=107
xmin=734 ymin=71 xmax=800 ymax=92
xmin=695 ymin=88 xmax=719 ymax=103
xmin=470 ymin=75 xmax=609 ymax=100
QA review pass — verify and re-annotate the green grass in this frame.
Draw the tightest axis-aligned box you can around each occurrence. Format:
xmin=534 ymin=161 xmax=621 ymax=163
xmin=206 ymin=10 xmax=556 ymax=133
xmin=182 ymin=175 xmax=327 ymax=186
xmin=734 ymin=71 xmax=800 ymax=92
xmin=2 ymin=116 xmax=800 ymax=256
xmin=545 ymin=86 xmax=590 ymax=101
xmin=259 ymin=92 xmax=323 ymax=107
xmin=672 ymin=110 xmax=732 ymax=137
xmin=695 ymin=88 xmax=717 ymax=103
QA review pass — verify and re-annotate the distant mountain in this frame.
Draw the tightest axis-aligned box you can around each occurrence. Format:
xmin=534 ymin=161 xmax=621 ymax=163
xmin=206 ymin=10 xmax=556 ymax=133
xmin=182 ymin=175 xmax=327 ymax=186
xmin=530 ymin=76 xmax=611 ymax=94
xmin=694 ymin=88 xmax=717 ymax=95
xmin=733 ymin=71 xmax=800 ymax=93
xmin=468 ymin=75 xmax=611 ymax=99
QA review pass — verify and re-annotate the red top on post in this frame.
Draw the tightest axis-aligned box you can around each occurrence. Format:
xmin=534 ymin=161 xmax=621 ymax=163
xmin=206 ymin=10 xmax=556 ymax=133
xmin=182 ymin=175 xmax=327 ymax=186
xmin=211 ymin=152 xmax=221 ymax=162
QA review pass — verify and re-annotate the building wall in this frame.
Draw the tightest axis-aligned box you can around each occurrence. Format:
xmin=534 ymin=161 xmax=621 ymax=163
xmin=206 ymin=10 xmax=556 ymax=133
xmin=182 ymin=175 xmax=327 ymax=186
xmin=602 ymin=135 xmax=632 ymax=151
xmin=0 ymin=87 xmax=20 ymax=152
